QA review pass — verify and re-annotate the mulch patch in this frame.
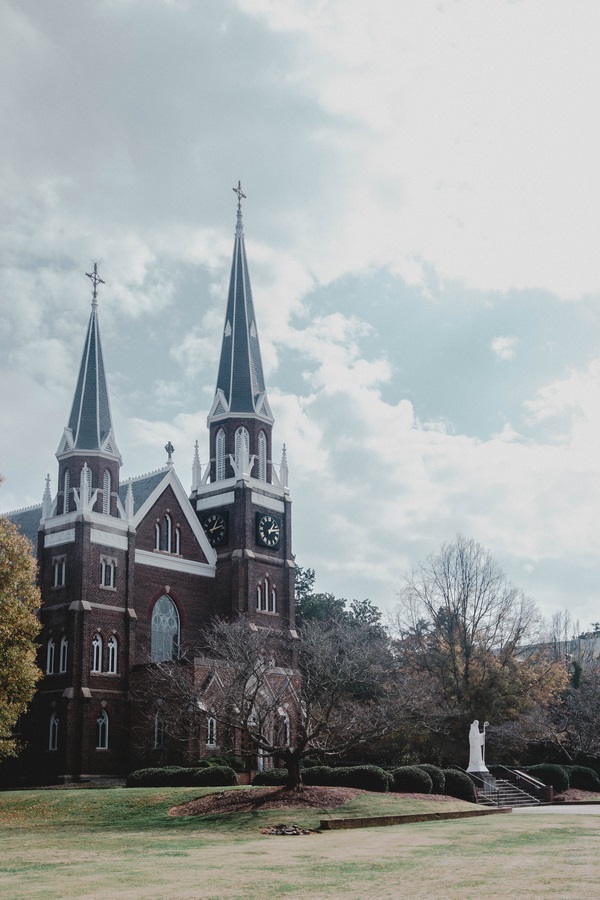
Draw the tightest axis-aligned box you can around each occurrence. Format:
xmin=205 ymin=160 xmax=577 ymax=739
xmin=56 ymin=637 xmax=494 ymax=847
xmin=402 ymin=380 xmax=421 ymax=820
xmin=168 ymin=785 xmax=362 ymax=817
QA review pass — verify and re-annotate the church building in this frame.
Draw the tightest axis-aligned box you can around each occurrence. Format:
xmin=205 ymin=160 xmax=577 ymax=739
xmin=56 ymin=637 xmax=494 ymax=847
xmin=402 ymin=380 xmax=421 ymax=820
xmin=5 ymin=189 xmax=296 ymax=783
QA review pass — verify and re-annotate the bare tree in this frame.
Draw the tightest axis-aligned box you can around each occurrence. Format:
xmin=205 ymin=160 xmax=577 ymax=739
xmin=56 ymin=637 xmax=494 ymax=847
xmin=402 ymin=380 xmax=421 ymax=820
xmin=392 ymin=536 xmax=565 ymax=761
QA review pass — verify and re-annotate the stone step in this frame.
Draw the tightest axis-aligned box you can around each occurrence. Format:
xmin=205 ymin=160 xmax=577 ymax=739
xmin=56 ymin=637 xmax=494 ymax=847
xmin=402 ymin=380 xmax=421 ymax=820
xmin=478 ymin=778 xmax=540 ymax=808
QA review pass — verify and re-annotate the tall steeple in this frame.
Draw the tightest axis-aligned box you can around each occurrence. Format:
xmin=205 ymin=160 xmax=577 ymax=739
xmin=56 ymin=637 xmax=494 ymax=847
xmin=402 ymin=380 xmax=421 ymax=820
xmin=208 ymin=182 xmax=273 ymax=426
xmin=55 ymin=265 xmax=121 ymax=517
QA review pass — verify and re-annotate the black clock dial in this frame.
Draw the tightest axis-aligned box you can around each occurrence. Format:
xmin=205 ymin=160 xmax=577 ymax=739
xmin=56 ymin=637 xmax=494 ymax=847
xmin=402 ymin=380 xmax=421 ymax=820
xmin=202 ymin=512 xmax=228 ymax=547
xmin=256 ymin=513 xmax=281 ymax=548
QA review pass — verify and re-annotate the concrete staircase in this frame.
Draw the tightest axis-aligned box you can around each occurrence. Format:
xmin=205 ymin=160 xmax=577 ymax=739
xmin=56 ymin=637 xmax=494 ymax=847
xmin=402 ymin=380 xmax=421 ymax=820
xmin=478 ymin=778 xmax=541 ymax=808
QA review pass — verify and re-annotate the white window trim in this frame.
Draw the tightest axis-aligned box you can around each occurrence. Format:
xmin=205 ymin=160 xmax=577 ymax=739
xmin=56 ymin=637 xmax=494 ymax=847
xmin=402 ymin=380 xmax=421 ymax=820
xmin=59 ymin=635 xmax=68 ymax=673
xmin=107 ymin=635 xmax=118 ymax=674
xmin=92 ymin=633 xmax=103 ymax=673
xmin=46 ymin=638 xmax=55 ymax=674
xmin=96 ymin=709 xmax=109 ymax=750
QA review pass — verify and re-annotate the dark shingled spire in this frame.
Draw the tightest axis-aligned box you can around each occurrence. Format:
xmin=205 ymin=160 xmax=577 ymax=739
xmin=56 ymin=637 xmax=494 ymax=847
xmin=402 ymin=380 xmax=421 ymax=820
xmin=212 ymin=190 xmax=270 ymax=418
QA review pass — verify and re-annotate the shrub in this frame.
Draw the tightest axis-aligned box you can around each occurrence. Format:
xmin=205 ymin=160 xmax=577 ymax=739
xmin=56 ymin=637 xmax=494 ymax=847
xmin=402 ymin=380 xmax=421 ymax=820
xmin=337 ymin=765 xmax=390 ymax=792
xmin=252 ymin=768 xmax=289 ymax=786
xmin=442 ymin=770 xmax=476 ymax=803
xmin=205 ymin=755 xmax=246 ymax=773
xmin=300 ymin=758 xmax=321 ymax=769
xmin=526 ymin=764 xmax=570 ymax=793
xmin=416 ymin=764 xmax=445 ymax=795
xmin=194 ymin=765 xmax=238 ymax=786
xmin=566 ymin=765 xmax=600 ymax=792
xmin=126 ymin=765 xmax=237 ymax=788
xmin=391 ymin=766 xmax=433 ymax=794
xmin=302 ymin=766 xmax=337 ymax=786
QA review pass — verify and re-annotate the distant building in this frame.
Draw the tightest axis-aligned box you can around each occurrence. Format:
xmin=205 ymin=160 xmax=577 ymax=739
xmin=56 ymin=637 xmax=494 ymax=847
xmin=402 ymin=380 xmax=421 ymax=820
xmin=5 ymin=192 xmax=296 ymax=783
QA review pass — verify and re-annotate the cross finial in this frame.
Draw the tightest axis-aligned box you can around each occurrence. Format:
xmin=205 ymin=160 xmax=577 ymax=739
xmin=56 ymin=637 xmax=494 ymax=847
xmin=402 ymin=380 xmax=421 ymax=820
xmin=233 ymin=180 xmax=246 ymax=211
xmin=86 ymin=263 xmax=105 ymax=307
xmin=165 ymin=441 xmax=175 ymax=466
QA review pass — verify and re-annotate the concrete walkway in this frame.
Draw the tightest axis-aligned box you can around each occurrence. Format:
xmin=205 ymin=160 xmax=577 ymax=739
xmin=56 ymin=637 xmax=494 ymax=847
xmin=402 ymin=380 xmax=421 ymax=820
xmin=514 ymin=804 xmax=600 ymax=814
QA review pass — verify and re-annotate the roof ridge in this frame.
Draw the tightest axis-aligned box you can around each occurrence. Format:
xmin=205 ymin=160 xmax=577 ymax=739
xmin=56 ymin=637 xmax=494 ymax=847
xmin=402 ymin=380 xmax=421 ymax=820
xmin=2 ymin=502 xmax=43 ymax=516
xmin=122 ymin=466 xmax=170 ymax=484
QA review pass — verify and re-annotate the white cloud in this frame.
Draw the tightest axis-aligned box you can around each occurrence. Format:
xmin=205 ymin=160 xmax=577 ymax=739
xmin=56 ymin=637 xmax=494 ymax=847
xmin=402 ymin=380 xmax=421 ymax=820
xmin=491 ymin=336 xmax=518 ymax=360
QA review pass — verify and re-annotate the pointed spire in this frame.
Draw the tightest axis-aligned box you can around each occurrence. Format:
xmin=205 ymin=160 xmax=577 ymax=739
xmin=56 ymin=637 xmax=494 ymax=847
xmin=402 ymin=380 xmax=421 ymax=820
xmin=64 ymin=265 xmax=119 ymax=456
xmin=191 ymin=440 xmax=202 ymax=492
xmin=125 ymin=479 xmax=134 ymax=520
xmin=210 ymin=184 xmax=273 ymax=423
xmin=41 ymin=474 xmax=52 ymax=520
xmin=280 ymin=444 xmax=289 ymax=489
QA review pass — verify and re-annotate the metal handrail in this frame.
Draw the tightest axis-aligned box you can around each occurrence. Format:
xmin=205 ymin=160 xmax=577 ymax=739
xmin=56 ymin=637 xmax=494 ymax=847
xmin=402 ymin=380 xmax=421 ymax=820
xmin=450 ymin=764 xmax=501 ymax=807
xmin=489 ymin=765 xmax=543 ymax=802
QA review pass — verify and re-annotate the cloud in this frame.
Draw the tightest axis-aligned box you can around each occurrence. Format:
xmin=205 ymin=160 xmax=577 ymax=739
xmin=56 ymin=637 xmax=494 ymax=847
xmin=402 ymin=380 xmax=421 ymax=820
xmin=491 ymin=336 xmax=518 ymax=360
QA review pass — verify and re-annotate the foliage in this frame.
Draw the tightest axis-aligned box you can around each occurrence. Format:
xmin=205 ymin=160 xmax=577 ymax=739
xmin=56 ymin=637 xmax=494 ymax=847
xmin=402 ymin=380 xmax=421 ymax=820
xmin=526 ymin=764 xmax=570 ymax=793
xmin=301 ymin=765 xmax=337 ymax=786
xmin=567 ymin=765 xmax=600 ymax=792
xmin=415 ymin=764 xmax=446 ymax=794
xmin=252 ymin=768 xmax=289 ymax=786
xmin=391 ymin=765 xmax=433 ymax=794
xmin=442 ymin=769 xmax=477 ymax=803
xmin=125 ymin=765 xmax=238 ymax=788
xmin=204 ymin=754 xmax=246 ymax=772
xmin=393 ymin=536 xmax=566 ymax=762
xmin=0 ymin=512 xmax=42 ymax=759
xmin=337 ymin=765 xmax=391 ymax=792
xmin=294 ymin=565 xmax=384 ymax=636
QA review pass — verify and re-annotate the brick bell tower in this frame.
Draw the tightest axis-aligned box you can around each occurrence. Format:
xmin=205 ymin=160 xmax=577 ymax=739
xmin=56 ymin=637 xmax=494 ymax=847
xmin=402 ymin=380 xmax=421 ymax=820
xmin=192 ymin=184 xmax=295 ymax=635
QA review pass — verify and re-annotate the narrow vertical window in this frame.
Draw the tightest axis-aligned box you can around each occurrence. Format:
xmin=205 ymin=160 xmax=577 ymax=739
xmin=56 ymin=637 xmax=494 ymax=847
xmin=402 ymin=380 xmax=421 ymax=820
xmin=102 ymin=470 xmax=111 ymax=515
xmin=216 ymin=428 xmax=226 ymax=481
xmin=62 ymin=470 xmax=70 ymax=514
xmin=96 ymin=710 xmax=109 ymax=750
xmin=53 ymin=557 xmax=65 ymax=588
xmin=49 ymin=712 xmax=59 ymax=751
xmin=92 ymin=634 xmax=103 ymax=673
xmin=82 ymin=465 xmax=92 ymax=505
xmin=162 ymin=514 xmax=172 ymax=552
xmin=107 ymin=636 xmax=118 ymax=674
xmin=256 ymin=585 xmax=262 ymax=611
xmin=100 ymin=558 xmax=115 ymax=588
xmin=174 ymin=526 xmax=181 ymax=556
xmin=262 ymin=577 xmax=269 ymax=612
xmin=269 ymin=586 xmax=277 ymax=614
xmin=154 ymin=712 xmax=165 ymax=748
xmin=155 ymin=523 xmax=160 ymax=551
xmin=234 ymin=427 xmax=249 ymax=473
xmin=206 ymin=716 xmax=217 ymax=746
xmin=59 ymin=636 xmax=68 ymax=674
xmin=258 ymin=430 xmax=267 ymax=481
xmin=46 ymin=638 xmax=55 ymax=674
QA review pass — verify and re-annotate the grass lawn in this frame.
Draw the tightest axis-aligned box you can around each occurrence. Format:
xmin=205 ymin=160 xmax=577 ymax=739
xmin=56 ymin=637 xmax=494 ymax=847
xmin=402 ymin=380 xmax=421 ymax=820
xmin=0 ymin=787 xmax=598 ymax=898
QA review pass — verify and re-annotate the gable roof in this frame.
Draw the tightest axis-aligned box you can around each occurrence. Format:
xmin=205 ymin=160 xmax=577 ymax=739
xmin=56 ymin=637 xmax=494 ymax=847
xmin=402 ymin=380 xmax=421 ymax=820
xmin=4 ymin=505 xmax=42 ymax=554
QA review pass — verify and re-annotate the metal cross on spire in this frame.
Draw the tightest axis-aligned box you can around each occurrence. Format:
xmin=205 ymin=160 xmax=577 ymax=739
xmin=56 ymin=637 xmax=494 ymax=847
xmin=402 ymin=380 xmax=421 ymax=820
xmin=86 ymin=263 xmax=105 ymax=307
xmin=233 ymin=180 xmax=246 ymax=211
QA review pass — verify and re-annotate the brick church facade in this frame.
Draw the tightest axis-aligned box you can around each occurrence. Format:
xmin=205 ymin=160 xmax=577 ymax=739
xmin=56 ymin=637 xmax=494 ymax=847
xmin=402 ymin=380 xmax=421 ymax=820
xmin=6 ymin=192 xmax=296 ymax=783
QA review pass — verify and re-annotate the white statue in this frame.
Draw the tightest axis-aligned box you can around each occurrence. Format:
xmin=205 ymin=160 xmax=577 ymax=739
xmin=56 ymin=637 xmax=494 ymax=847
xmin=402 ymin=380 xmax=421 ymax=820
xmin=467 ymin=719 xmax=489 ymax=773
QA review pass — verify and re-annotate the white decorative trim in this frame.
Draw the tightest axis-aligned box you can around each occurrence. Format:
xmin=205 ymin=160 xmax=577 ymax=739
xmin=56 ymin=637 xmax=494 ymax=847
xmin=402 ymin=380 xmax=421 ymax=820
xmin=90 ymin=529 xmax=128 ymax=550
xmin=135 ymin=549 xmax=216 ymax=577
xmin=195 ymin=492 xmax=235 ymax=511
xmin=44 ymin=529 xmax=76 ymax=548
xmin=251 ymin=493 xmax=285 ymax=513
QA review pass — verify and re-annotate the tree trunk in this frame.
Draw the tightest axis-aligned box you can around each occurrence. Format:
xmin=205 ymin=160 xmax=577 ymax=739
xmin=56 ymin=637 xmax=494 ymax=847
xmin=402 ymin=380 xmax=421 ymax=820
xmin=284 ymin=749 xmax=303 ymax=789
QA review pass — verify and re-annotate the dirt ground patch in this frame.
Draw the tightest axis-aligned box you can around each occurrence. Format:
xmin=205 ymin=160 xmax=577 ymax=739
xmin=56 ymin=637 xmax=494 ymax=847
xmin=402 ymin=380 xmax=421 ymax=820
xmin=169 ymin=786 xmax=466 ymax=817
xmin=555 ymin=788 xmax=600 ymax=802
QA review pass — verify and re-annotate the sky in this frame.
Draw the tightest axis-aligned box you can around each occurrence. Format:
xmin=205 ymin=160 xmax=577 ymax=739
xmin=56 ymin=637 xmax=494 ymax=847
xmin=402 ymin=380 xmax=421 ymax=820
xmin=1 ymin=0 xmax=600 ymax=631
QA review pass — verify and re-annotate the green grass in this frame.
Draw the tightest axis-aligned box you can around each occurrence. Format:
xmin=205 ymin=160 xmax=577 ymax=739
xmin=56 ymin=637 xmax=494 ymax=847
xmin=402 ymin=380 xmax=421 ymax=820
xmin=0 ymin=788 xmax=599 ymax=898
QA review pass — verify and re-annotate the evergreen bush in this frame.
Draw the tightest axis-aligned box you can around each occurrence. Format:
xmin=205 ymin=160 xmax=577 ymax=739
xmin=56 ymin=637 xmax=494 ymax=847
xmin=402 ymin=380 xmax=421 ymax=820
xmin=391 ymin=766 xmax=433 ymax=794
xmin=204 ymin=755 xmax=246 ymax=772
xmin=126 ymin=765 xmax=237 ymax=787
xmin=251 ymin=768 xmax=289 ymax=786
xmin=337 ymin=765 xmax=390 ymax=792
xmin=526 ymin=764 xmax=570 ymax=793
xmin=194 ymin=765 xmax=238 ymax=786
xmin=415 ymin=764 xmax=445 ymax=794
xmin=302 ymin=765 xmax=337 ymax=786
xmin=566 ymin=765 xmax=600 ymax=792
xmin=442 ymin=770 xmax=476 ymax=803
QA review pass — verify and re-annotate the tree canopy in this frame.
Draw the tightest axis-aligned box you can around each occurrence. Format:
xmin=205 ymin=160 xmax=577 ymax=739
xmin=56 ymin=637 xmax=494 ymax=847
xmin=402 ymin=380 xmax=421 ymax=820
xmin=0 ymin=512 xmax=41 ymax=759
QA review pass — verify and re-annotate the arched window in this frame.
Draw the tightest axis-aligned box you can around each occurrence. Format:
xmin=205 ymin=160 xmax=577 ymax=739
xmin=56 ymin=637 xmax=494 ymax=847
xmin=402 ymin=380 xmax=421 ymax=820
xmin=102 ymin=470 xmax=111 ymax=515
xmin=280 ymin=712 xmax=290 ymax=746
xmin=151 ymin=595 xmax=180 ymax=662
xmin=46 ymin=638 xmax=55 ymax=674
xmin=258 ymin=430 xmax=267 ymax=481
xmin=100 ymin=557 xmax=115 ymax=588
xmin=107 ymin=636 xmax=118 ymax=674
xmin=92 ymin=634 xmax=103 ymax=673
xmin=96 ymin=710 xmax=109 ymax=750
xmin=256 ymin=584 xmax=262 ymax=611
xmin=49 ymin=712 xmax=59 ymax=751
xmin=154 ymin=523 xmax=160 ymax=551
xmin=216 ymin=428 xmax=226 ymax=481
xmin=234 ymin=427 xmax=249 ymax=473
xmin=162 ymin=514 xmax=172 ymax=552
xmin=59 ymin=636 xmax=68 ymax=674
xmin=154 ymin=712 xmax=165 ymax=748
xmin=174 ymin=526 xmax=181 ymax=556
xmin=269 ymin=585 xmax=277 ymax=614
xmin=206 ymin=716 xmax=217 ymax=747
xmin=62 ymin=470 xmax=70 ymax=515
xmin=82 ymin=465 xmax=92 ymax=506
xmin=53 ymin=556 xmax=66 ymax=588
xmin=263 ymin=577 xmax=269 ymax=612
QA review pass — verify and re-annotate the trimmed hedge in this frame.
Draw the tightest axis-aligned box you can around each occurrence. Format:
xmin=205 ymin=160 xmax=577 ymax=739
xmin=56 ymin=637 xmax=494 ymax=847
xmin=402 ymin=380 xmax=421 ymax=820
xmin=442 ymin=770 xmax=477 ymax=803
xmin=567 ymin=765 xmax=600 ymax=792
xmin=205 ymin=755 xmax=246 ymax=773
xmin=302 ymin=765 xmax=336 ymax=786
xmin=126 ymin=765 xmax=237 ymax=788
xmin=416 ymin=764 xmax=445 ymax=795
xmin=302 ymin=764 xmax=390 ymax=792
xmin=526 ymin=764 xmax=570 ymax=793
xmin=391 ymin=766 xmax=433 ymax=794
xmin=252 ymin=768 xmax=289 ymax=786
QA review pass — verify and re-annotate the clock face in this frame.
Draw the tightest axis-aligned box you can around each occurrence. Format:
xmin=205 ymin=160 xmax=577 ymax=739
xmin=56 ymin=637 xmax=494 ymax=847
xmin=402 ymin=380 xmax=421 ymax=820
xmin=202 ymin=512 xmax=228 ymax=547
xmin=256 ymin=513 xmax=281 ymax=548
